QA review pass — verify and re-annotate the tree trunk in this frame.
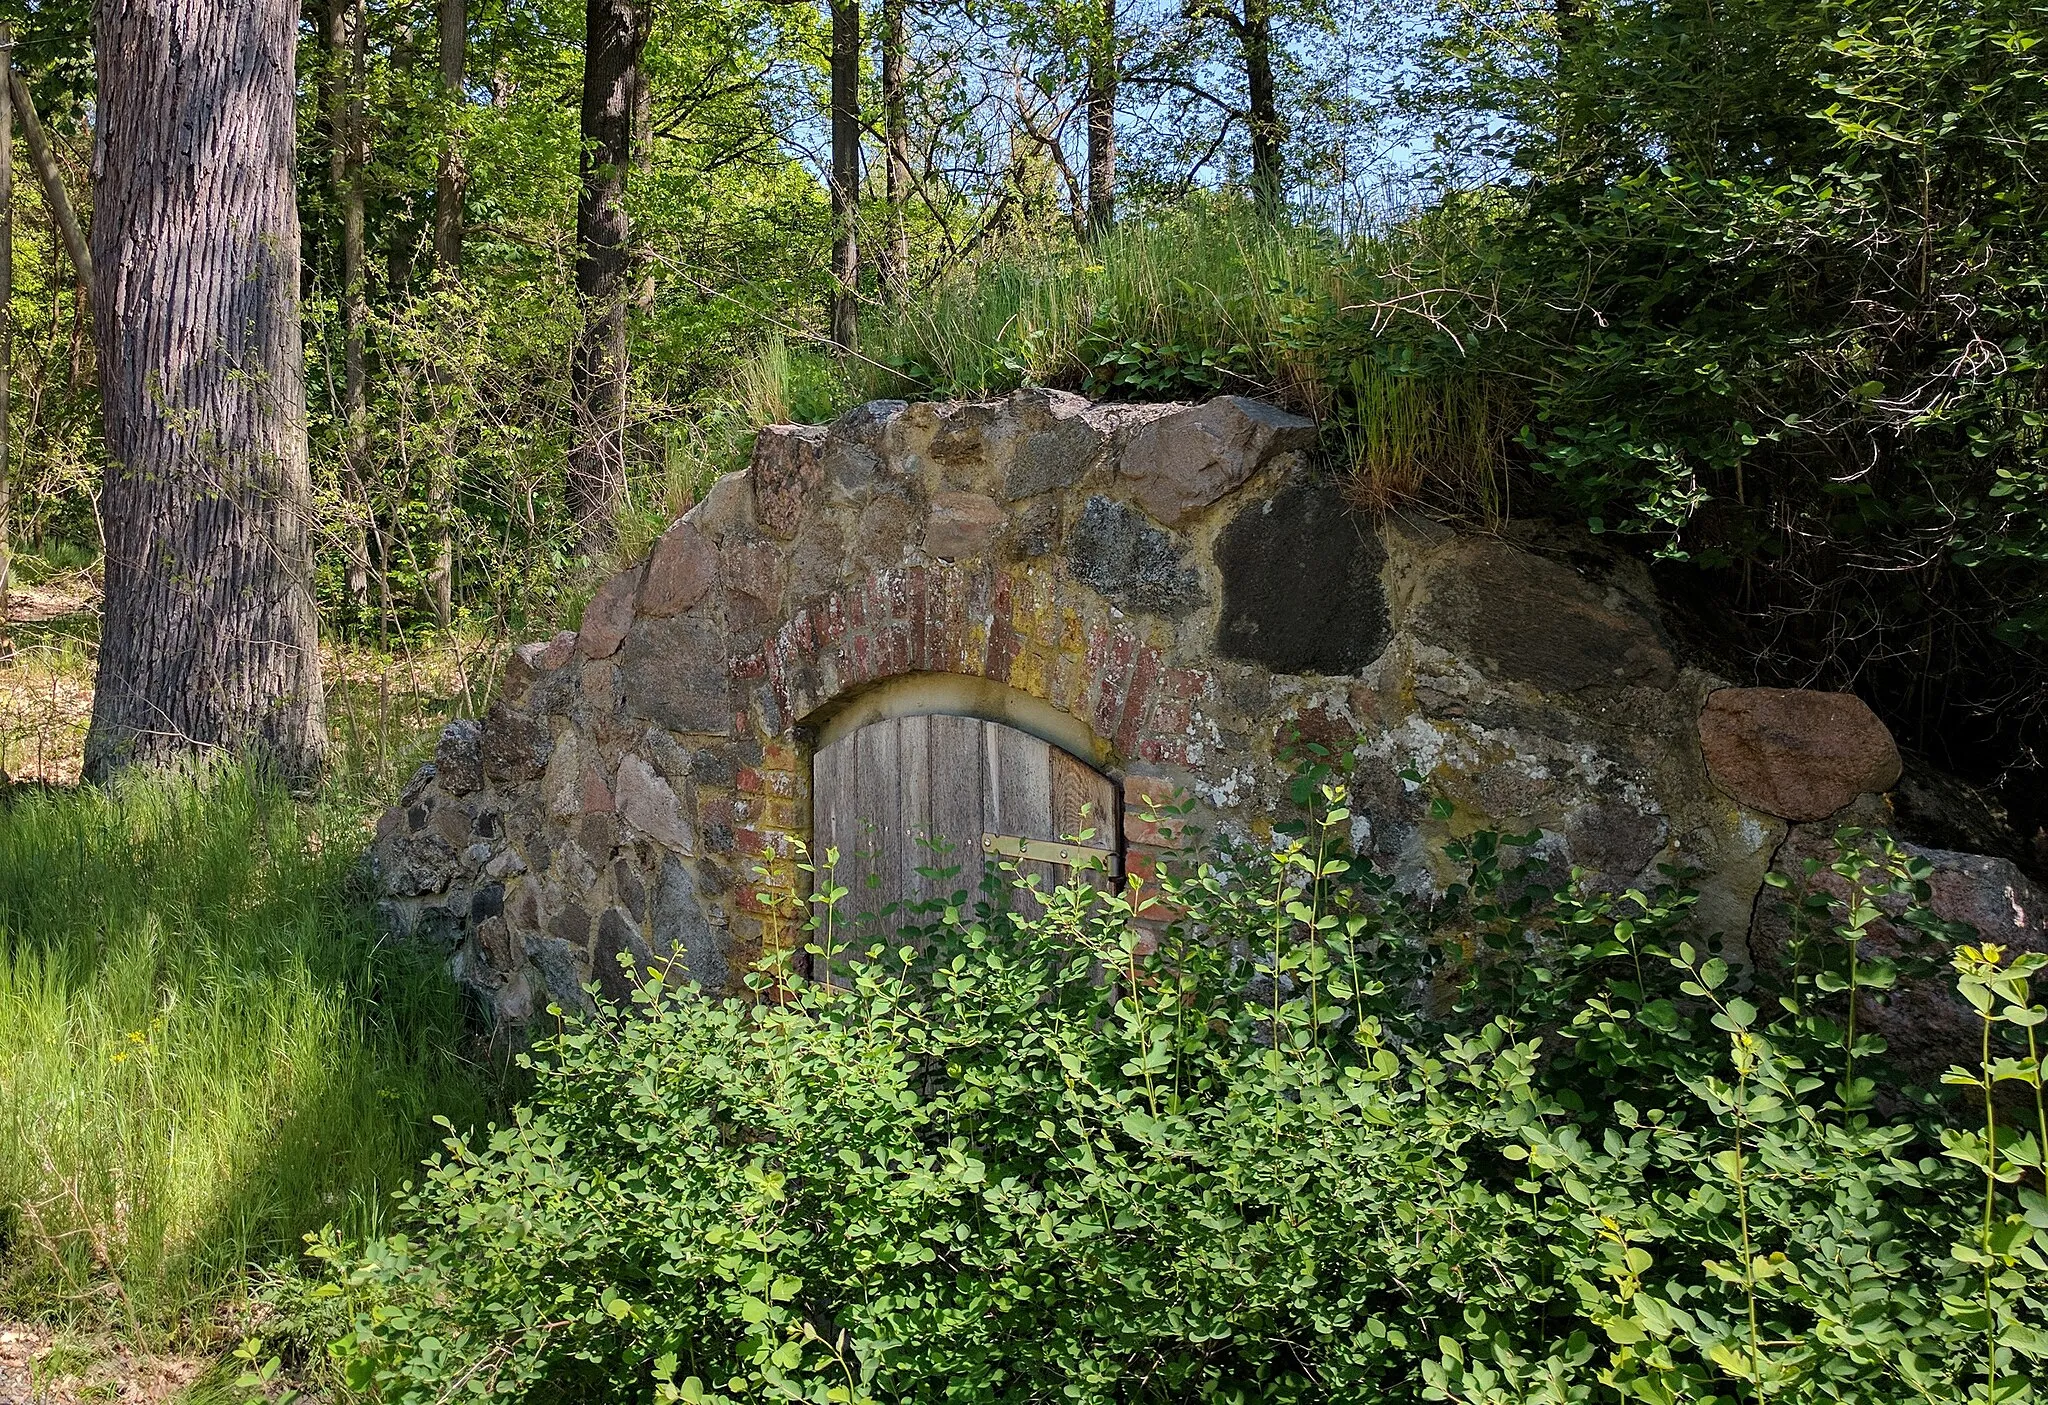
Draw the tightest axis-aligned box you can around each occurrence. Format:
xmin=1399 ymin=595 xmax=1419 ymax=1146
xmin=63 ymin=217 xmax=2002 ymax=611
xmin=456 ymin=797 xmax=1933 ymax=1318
xmin=1085 ymin=0 xmax=1116 ymax=237
xmin=567 ymin=0 xmax=649 ymax=555
xmin=632 ymin=40 xmax=654 ymax=315
xmin=828 ymin=0 xmax=860 ymax=349
xmin=877 ymin=0 xmax=908 ymax=302
xmin=86 ymin=0 xmax=327 ymax=780
xmin=385 ymin=28 xmax=416 ymax=297
xmin=6 ymin=70 xmax=91 ymax=292
xmin=434 ymin=0 xmax=466 ymax=280
xmin=0 ymin=32 xmax=12 ymax=658
xmin=1243 ymin=0 xmax=1281 ymax=219
xmin=429 ymin=0 xmax=466 ymax=628
xmin=328 ymin=0 xmax=372 ymax=612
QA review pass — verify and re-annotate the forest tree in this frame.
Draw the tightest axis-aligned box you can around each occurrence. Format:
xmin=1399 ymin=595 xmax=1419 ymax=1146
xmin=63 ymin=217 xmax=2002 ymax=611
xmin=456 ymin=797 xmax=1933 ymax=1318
xmin=84 ymin=0 xmax=326 ymax=779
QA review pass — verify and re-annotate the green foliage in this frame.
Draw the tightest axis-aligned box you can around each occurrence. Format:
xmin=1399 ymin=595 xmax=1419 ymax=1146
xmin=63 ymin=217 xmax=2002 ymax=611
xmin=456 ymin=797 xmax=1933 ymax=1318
xmin=297 ymin=790 xmax=2046 ymax=1402
xmin=1391 ymin=0 xmax=2048 ymax=798
xmin=0 ymin=764 xmax=495 ymax=1340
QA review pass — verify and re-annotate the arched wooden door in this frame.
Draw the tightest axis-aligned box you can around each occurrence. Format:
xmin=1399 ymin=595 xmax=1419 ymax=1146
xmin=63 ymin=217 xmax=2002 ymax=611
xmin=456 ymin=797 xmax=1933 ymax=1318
xmin=811 ymin=714 xmax=1119 ymax=940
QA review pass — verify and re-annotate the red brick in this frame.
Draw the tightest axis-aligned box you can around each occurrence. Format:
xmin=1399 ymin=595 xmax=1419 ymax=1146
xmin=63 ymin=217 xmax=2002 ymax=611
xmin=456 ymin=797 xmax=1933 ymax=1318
xmin=1091 ymin=633 xmax=1138 ymax=739
xmin=906 ymin=569 xmax=930 ymax=670
xmin=1144 ymin=699 xmax=1192 ymax=747
xmin=1114 ymin=646 xmax=1163 ymax=757
xmin=986 ymin=618 xmax=1020 ymax=684
xmin=878 ymin=627 xmax=912 ymax=678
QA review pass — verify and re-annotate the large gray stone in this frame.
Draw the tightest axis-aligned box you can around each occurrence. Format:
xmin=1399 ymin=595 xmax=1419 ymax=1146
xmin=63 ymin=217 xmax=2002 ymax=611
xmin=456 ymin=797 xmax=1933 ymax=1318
xmin=641 ymin=519 xmax=717 ymax=617
xmin=615 ymin=754 xmax=695 ymax=852
xmin=505 ymin=630 xmax=578 ymax=693
xmin=924 ymin=492 xmax=1006 ymax=560
xmin=1118 ymin=396 xmax=1316 ymax=527
xmin=593 ymin=908 xmax=653 ymax=1004
xmin=619 ymin=612 xmax=734 ymax=736
xmin=1214 ymin=480 xmax=1389 ymax=675
xmin=434 ymin=719 xmax=485 ymax=796
xmin=830 ymin=399 xmax=908 ymax=448
xmin=751 ymin=423 xmax=829 ymax=539
xmin=578 ymin=566 xmax=642 ymax=659
xmin=1752 ymin=830 xmax=2046 ymax=1097
xmin=1412 ymin=539 xmax=1677 ymax=694
xmin=1005 ymin=393 xmax=1106 ymax=500
xmin=524 ymin=934 xmax=595 ymax=1016
xmin=654 ymin=855 xmax=725 ymax=990
xmin=1065 ymin=495 xmax=1205 ymax=616
xmin=479 ymin=703 xmax=552 ymax=783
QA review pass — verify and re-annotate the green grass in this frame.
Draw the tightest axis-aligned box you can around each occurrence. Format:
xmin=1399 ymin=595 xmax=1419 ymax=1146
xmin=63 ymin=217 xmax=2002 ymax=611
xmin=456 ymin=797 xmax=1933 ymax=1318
xmin=0 ymin=763 xmax=497 ymax=1343
xmin=697 ymin=206 xmax=1511 ymax=518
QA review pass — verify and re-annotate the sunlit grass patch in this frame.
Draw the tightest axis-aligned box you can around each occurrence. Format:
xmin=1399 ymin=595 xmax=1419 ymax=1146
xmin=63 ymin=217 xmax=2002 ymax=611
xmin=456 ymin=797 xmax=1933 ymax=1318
xmin=0 ymin=764 xmax=497 ymax=1344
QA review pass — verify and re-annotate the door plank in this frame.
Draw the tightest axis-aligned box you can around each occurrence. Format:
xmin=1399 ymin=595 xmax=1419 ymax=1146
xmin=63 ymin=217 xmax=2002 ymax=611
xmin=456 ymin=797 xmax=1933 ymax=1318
xmin=927 ymin=713 xmax=985 ymax=910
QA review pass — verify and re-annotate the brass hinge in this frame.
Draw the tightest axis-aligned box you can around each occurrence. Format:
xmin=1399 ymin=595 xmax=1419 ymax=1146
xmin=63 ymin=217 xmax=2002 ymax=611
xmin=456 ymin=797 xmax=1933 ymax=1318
xmin=982 ymin=832 xmax=1121 ymax=874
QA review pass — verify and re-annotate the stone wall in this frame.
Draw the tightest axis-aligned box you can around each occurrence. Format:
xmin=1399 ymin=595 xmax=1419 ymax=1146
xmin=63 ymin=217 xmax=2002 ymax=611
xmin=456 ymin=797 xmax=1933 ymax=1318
xmin=373 ymin=390 xmax=2043 ymax=1038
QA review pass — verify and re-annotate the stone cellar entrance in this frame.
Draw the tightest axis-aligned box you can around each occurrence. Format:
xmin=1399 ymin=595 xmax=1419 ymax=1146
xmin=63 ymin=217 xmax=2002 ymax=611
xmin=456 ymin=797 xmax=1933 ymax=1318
xmin=374 ymin=388 xmax=2020 ymax=1063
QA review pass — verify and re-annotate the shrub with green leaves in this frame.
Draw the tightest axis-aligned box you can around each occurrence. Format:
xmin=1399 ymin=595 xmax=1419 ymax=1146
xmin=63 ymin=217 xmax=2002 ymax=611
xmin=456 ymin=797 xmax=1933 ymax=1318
xmin=295 ymin=789 xmax=2046 ymax=1403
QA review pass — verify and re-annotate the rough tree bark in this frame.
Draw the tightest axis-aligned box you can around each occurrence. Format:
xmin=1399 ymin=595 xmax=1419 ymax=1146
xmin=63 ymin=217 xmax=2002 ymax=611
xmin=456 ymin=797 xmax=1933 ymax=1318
xmin=86 ymin=0 xmax=327 ymax=780
xmin=631 ymin=38 xmax=654 ymax=314
xmin=877 ymin=0 xmax=909 ymax=302
xmin=828 ymin=0 xmax=860 ymax=348
xmin=1085 ymin=0 xmax=1116 ymax=236
xmin=568 ymin=0 xmax=650 ymax=555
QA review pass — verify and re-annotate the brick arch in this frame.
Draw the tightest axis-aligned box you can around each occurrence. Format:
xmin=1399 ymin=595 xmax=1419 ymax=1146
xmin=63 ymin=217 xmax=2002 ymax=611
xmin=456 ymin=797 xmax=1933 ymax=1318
xmin=740 ymin=561 xmax=1218 ymax=771
xmin=804 ymin=673 xmax=1113 ymax=769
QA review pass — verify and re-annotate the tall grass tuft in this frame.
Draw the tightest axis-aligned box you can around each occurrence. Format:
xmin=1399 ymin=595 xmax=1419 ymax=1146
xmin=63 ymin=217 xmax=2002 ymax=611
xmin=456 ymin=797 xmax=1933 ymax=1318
xmin=858 ymin=212 xmax=1349 ymax=400
xmin=0 ymin=763 xmax=494 ymax=1341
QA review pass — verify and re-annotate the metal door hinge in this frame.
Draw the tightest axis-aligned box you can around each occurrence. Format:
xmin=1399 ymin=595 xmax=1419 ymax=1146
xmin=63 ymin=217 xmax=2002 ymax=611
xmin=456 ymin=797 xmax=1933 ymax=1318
xmin=982 ymin=832 xmax=1121 ymax=874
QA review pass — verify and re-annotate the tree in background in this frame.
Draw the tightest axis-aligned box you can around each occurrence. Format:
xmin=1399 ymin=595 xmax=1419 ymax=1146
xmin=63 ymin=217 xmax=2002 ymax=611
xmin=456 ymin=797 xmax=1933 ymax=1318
xmin=85 ymin=0 xmax=326 ymax=779
xmin=827 ymin=0 xmax=860 ymax=347
xmin=568 ymin=0 xmax=653 ymax=553
xmin=1085 ymin=0 xmax=1117 ymax=233
xmin=876 ymin=0 xmax=910 ymax=298
xmin=326 ymin=0 xmax=373 ymax=613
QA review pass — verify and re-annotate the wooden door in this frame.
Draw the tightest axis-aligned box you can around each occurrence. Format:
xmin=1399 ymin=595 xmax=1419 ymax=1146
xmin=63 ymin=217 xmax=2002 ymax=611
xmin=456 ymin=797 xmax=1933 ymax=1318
xmin=811 ymin=714 xmax=1119 ymax=945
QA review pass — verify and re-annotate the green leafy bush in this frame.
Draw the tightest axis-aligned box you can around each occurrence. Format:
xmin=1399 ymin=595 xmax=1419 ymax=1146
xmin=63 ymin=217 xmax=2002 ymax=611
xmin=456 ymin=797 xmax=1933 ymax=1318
xmin=295 ymin=789 xmax=2046 ymax=1403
